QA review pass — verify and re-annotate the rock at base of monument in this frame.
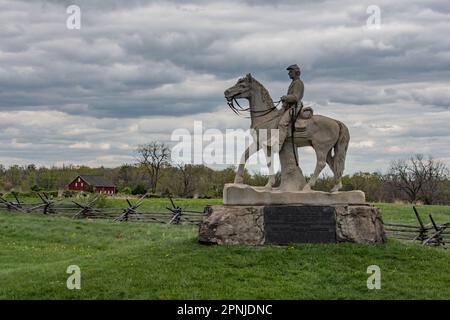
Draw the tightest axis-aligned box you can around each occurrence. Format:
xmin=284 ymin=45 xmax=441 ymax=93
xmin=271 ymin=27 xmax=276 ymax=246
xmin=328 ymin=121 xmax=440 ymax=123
xmin=223 ymin=183 xmax=366 ymax=206
xmin=198 ymin=204 xmax=386 ymax=245
xmin=198 ymin=205 xmax=265 ymax=245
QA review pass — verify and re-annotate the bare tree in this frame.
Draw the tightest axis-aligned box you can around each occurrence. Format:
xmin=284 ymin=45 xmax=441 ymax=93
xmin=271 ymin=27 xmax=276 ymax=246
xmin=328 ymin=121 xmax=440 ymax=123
xmin=420 ymin=157 xmax=449 ymax=204
xmin=176 ymin=163 xmax=196 ymax=196
xmin=135 ymin=142 xmax=171 ymax=193
xmin=386 ymin=154 xmax=448 ymax=204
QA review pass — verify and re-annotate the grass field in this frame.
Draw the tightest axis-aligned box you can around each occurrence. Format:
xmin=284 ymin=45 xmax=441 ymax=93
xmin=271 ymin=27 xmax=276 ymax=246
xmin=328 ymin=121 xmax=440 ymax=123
xmin=0 ymin=199 xmax=449 ymax=299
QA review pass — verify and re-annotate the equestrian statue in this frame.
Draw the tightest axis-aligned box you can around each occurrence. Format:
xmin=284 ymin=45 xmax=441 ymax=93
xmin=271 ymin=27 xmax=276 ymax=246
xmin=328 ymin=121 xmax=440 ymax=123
xmin=224 ymin=65 xmax=350 ymax=192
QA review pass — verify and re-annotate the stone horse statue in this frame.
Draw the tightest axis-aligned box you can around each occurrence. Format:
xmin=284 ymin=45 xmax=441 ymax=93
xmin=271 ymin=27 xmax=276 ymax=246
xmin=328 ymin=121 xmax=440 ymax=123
xmin=224 ymin=73 xmax=350 ymax=192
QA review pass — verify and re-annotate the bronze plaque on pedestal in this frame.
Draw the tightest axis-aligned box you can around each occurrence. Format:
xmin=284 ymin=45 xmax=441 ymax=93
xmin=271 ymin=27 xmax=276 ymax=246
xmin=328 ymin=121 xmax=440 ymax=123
xmin=264 ymin=206 xmax=336 ymax=244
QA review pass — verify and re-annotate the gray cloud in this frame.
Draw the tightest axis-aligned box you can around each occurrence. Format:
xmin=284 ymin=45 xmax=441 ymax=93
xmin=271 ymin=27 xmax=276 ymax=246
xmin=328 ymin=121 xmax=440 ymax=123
xmin=0 ymin=0 xmax=449 ymax=172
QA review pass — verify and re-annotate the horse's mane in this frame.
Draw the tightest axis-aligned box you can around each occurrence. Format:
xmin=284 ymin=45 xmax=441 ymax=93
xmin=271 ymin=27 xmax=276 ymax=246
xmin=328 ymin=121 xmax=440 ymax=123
xmin=251 ymin=77 xmax=274 ymax=108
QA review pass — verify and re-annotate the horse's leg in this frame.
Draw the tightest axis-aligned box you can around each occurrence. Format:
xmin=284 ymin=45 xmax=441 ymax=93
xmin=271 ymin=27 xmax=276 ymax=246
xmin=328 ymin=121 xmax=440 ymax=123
xmin=262 ymin=144 xmax=276 ymax=188
xmin=326 ymin=149 xmax=342 ymax=192
xmin=330 ymin=121 xmax=349 ymax=192
xmin=326 ymin=149 xmax=337 ymax=184
xmin=330 ymin=180 xmax=343 ymax=193
xmin=234 ymin=142 xmax=257 ymax=184
xmin=303 ymin=146 xmax=327 ymax=191
xmin=330 ymin=166 xmax=343 ymax=192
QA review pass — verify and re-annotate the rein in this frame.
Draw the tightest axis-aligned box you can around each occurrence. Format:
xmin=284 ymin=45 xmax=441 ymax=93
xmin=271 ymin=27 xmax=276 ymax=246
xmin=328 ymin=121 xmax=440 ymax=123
xmin=227 ymin=97 xmax=281 ymax=119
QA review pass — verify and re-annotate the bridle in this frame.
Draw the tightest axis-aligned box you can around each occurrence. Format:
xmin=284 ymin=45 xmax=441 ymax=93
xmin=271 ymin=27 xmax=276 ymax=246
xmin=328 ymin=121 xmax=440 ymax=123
xmin=226 ymin=95 xmax=281 ymax=119
xmin=226 ymin=97 xmax=249 ymax=117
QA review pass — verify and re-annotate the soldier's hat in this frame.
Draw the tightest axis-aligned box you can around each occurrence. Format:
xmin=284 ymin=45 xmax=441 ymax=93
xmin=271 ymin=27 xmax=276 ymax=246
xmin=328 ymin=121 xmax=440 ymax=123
xmin=286 ymin=64 xmax=300 ymax=72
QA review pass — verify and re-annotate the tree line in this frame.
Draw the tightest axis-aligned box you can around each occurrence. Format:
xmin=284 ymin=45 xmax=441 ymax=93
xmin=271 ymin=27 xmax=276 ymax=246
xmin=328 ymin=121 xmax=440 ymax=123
xmin=0 ymin=142 xmax=448 ymax=204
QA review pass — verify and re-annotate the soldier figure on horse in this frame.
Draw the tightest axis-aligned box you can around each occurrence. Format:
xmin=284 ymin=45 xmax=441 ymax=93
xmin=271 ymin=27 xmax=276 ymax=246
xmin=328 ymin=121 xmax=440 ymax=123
xmin=278 ymin=64 xmax=310 ymax=147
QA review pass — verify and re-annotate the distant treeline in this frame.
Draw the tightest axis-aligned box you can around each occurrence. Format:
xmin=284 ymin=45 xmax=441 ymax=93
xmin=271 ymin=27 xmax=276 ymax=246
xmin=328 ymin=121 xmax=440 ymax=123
xmin=0 ymin=156 xmax=449 ymax=205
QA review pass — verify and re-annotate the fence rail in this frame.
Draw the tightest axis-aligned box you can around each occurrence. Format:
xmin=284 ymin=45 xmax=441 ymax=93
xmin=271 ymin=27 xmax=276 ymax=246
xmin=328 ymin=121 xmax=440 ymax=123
xmin=0 ymin=193 xmax=207 ymax=226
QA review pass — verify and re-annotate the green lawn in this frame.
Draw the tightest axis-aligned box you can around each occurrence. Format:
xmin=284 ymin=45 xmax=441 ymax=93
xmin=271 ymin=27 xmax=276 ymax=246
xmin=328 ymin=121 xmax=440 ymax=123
xmin=0 ymin=200 xmax=449 ymax=299
xmin=374 ymin=202 xmax=450 ymax=225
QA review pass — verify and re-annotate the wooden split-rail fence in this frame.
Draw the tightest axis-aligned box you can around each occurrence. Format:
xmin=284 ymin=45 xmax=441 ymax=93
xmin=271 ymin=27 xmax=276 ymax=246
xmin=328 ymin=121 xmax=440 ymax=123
xmin=1 ymin=194 xmax=448 ymax=248
xmin=0 ymin=193 xmax=207 ymax=226
xmin=385 ymin=206 xmax=449 ymax=249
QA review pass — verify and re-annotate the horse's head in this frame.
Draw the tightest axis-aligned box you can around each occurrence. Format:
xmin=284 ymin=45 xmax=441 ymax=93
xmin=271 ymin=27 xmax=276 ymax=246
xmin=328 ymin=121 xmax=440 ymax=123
xmin=224 ymin=73 xmax=253 ymax=102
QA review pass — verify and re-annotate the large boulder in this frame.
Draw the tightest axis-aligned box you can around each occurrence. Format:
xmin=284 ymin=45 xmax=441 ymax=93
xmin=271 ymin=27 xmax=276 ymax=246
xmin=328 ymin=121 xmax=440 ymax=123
xmin=199 ymin=205 xmax=265 ymax=245
xmin=335 ymin=205 xmax=386 ymax=243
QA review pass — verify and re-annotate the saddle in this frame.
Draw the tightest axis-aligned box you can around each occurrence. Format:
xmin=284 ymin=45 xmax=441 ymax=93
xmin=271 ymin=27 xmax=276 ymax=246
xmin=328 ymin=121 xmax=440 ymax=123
xmin=294 ymin=106 xmax=313 ymax=131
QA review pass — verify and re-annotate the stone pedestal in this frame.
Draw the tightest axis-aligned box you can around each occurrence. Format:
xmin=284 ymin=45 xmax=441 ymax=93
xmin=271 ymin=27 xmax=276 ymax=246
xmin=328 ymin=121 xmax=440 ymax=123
xmin=223 ymin=183 xmax=366 ymax=206
xmin=198 ymin=204 xmax=386 ymax=245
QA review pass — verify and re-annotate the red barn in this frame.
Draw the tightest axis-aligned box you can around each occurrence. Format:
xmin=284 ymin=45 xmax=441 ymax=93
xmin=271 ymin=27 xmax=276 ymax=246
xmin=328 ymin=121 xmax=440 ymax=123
xmin=68 ymin=175 xmax=116 ymax=195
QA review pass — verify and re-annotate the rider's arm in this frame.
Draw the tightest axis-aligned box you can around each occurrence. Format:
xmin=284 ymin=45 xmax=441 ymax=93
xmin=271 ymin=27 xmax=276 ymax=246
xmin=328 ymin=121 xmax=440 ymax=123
xmin=284 ymin=80 xmax=304 ymax=104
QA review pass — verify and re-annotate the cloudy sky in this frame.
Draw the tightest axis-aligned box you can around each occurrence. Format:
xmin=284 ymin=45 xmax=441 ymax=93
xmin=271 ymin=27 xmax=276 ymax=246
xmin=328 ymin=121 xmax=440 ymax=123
xmin=1 ymin=0 xmax=449 ymax=175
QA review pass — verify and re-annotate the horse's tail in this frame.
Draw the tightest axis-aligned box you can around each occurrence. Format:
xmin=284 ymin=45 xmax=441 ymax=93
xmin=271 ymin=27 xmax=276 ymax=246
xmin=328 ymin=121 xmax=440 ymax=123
xmin=328 ymin=121 xmax=350 ymax=179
